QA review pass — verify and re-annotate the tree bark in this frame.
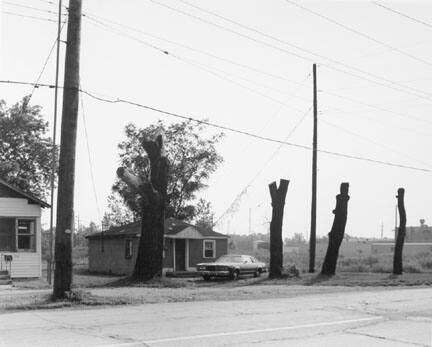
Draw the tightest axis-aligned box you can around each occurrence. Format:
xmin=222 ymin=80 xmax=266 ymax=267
xmin=393 ymin=188 xmax=406 ymax=275
xmin=117 ymin=134 xmax=168 ymax=281
xmin=268 ymin=179 xmax=289 ymax=278
xmin=321 ymin=182 xmax=350 ymax=276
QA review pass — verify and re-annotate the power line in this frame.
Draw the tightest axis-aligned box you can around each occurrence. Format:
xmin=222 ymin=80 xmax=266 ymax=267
xmin=284 ymin=0 xmax=432 ymax=67
xmin=29 ymin=21 xmax=67 ymax=99
xmin=83 ymin=10 xmax=432 ymax=126
xmin=1 ymin=79 xmax=430 ymax=173
xmin=83 ymin=15 xmax=308 ymax=113
xmin=372 ymin=2 xmax=432 ymax=30
xmin=82 ymin=11 xmax=306 ymax=87
xmin=149 ymin=0 xmax=432 ymax=102
xmin=319 ymin=117 xmax=432 ymax=168
xmin=79 ymin=87 xmax=102 ymax=222
xmin=215 ymin=105 xmax=313 ymax=225
xmin=321 ymin=89 xmax=432 ymax=126
xmin=3 ymin=1 xmax=67 ymax=17
xmin=2 ymin=10 xmax=64 ymax=23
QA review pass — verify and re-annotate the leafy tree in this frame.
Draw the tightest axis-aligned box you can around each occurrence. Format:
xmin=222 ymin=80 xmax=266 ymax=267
xmin=102 ymin=191 xmax=137 ymax=228
xmin=111 ymin=120 xmax=223 ymax=222
xmin=194 ymin=198 xmax=215 ymax=232
xmin=0 ymin=97 xmax=57 ymax=199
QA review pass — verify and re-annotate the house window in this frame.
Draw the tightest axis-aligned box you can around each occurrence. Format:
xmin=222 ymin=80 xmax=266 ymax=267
xmin=203 ymin=240 xmax=216 ymax=258
xmin=17 ymin=219 xmax=36 ymax=252
xmin=125 ymin=239 xmax=133 ymax=259
xmin=0 ymin=218 xmax=16 ymax=252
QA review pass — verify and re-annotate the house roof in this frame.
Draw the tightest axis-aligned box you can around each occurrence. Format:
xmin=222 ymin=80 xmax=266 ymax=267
xmin=0 ymin=178 xmax=50 ymax=208
xmin=86 ymin=217 xmax=228 ymax=240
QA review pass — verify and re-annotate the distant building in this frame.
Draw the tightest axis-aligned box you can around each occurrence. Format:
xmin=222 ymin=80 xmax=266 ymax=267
xmin=86 ymin=218 xmax=229 ymax=275
xmin=372 ymin=219 xmax=432 ymax=255
xmin=397 ymin=219 xmax=432 ymax=242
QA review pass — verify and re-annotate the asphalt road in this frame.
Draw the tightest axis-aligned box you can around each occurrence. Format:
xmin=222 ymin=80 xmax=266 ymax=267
xmin=1 ymin=287 xmax=431 ymax=346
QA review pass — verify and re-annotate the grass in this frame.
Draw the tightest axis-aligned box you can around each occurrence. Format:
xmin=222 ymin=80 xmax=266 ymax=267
xmin=3 ymin=271 xmax=432 ymax=313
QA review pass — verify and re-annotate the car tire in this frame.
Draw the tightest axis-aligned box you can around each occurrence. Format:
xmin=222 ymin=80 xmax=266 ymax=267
xmin=230 ymin=270 xmax=239 ymax=281
xmin=254 ymin=268 xmax=262 ymax=278
xmin=203 ymin=275 xmax=210 ymax=281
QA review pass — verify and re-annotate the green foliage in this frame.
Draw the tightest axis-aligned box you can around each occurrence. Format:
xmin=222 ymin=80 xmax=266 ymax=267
xmin=0 ymin=97 xmax=58 ymax=199
xmin=112 ymin=120 xmax=223 ymax=222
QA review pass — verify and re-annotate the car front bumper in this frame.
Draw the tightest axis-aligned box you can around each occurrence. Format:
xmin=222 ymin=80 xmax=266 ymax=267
xmin=198 ymin=270 xmax=230 ymax=277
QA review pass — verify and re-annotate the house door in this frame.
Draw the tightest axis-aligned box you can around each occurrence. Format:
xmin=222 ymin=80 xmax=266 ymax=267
xmin=175 ymin=239 xmax=186 ymax=271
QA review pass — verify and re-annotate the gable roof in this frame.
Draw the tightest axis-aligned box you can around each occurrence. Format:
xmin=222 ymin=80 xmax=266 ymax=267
xmin=0 ymin=178 xmax=50 ymax=208
xmin=86 ymin=217 xmax=228 ymax=240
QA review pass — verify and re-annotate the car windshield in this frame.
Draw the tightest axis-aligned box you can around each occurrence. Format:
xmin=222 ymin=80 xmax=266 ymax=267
xmin=215 ymin=255 xmax=244 ymax=263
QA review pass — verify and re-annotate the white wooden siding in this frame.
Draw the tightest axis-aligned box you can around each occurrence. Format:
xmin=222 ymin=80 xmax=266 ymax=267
xmin=1 ymin=252 xmax=41 ymax=278
xmin=0 ymin=198 xmax=41 ymax=217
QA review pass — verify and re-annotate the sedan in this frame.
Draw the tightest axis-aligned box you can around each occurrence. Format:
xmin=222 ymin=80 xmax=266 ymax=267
xmin=197 ymin=254 xmax=266 ymax=280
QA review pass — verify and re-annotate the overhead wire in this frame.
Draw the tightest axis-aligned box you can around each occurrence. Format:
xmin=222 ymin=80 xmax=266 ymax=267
xmin=284 ymin=0 xmax=432 ymax=68
xmin=83 ymin=11 xmax=432 ymax=130
xmin=2 ymin=10 xmax=64 ymax=23
xmin=148 ymin=0 xmax=432 ymax=102
xmin=79 ymin=85 xmax=102 ymax=223
xmin=3 ymin=1 xmax=67 ymax=17
xmin=83 ymin=15 xmax=308 ymax=114
xmin=215 ymin=105 xmax=313 ymax=225
xmin=372 ymin=2 xmax=432 ymax=30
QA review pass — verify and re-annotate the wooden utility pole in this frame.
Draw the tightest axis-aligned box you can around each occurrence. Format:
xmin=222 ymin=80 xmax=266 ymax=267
xmin=268 ymin=179 xmax=290 ymax=278
xmin=309 ymin=63 xmax=318 ymax=273
xmin=393 ymin=188 xmax=406 ymax=275
xmin=53 ymin=0 xmax=82 ymax=299
xmin=321 ymin=183 xmax=350 ymax=276
xmin=48 ymin=0 xmax=63 ymax=285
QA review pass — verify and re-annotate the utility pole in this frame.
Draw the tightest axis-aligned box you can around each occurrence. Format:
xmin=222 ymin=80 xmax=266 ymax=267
xmin=309 ymin=63 xmax=318 ymax=273
xmin=249 ymin=207 xmax=252 ymax=235
xmin=48 ymin=0 xmax=63 ymax=285
xmin=381 ymin=222 xmax=384 ymax=239
xmin=53 ymin=0 xmax=82 ymax=299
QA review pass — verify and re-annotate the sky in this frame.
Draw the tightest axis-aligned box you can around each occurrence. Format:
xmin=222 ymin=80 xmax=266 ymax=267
xmin=1 ymin=0 xmax=432 ymax=240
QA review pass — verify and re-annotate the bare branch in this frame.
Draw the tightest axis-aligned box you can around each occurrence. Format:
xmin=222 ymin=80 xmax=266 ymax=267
xmin=116 ymin=167 xmax=145 ymax=192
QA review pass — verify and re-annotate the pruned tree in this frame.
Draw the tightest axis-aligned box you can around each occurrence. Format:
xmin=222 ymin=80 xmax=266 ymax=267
xmin=393 ymin=188 xmax=406 ymax=275
xmin=112 ymin=120 xmax=223 ymax=222
xmin=117 ymin=134 xmax=168 ymax=281
xmin=268 ymin=179 xmax=290 ymax=278
xmin=321 ymin=182 xmax=350 ymax=276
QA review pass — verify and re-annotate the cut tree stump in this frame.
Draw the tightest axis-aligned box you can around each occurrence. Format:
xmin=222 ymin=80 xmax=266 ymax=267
xmin=268 ymin=179 xmax=289 ymax=278
xmin=321 ymin=182 xmax=350 ymax=276
xmin=393 ymin=188 xmax=406 ymax=275
xmin=117 ymin=134 xmax=168 ymax=281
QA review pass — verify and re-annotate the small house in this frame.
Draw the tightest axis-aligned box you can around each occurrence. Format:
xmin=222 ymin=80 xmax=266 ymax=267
xmin=0 ymin=179 xmax=49 ymax=278
xmin=86 ymin=217 xmax=229 ymax=275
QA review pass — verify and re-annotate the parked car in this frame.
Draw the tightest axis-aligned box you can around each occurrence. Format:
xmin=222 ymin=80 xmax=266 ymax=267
xmin=197 ymin=254 xmax=266 ymax=280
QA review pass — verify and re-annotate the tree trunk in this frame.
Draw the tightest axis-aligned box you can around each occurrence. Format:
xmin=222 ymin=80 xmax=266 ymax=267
xmin=393 ymin=188 xmax=406 ymax=275
xmin=117 ymin=134 xmax=168 ymax=281
xmin=321 ymin=182 xmax=350 ymax=276
xmin=268 ymin=179 xmax=289 ymax=278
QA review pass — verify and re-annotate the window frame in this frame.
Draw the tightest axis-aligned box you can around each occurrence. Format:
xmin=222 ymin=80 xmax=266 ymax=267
xmin=125 ymin=239 xmax=133 ymax=259
xmin=203 ymin=239 xmax=216 ymax=259
xmin=16 ymin=218 xmax=36 ymax=252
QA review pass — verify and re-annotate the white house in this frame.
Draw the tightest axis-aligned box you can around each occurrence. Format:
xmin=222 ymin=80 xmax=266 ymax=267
xmin=0 ymin=179 xmax=49 ymax=278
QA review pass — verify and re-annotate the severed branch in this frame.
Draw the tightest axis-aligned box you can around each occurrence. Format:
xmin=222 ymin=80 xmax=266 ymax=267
xmin=116 ymin=167 xmax=161 ymax=206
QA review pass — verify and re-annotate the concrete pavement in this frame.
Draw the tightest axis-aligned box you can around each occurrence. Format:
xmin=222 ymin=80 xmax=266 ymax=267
xmin=1 ymin=286 xmax=431 ymax=346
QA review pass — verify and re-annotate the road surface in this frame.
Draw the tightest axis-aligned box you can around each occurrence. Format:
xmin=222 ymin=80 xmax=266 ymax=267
xmin=1 ymin=286 xmax=431 ymax=346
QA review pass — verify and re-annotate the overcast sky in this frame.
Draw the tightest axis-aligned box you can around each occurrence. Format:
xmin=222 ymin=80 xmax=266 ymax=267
xmin=1 ymin=0 xmax=432 ymax=239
